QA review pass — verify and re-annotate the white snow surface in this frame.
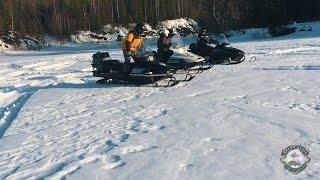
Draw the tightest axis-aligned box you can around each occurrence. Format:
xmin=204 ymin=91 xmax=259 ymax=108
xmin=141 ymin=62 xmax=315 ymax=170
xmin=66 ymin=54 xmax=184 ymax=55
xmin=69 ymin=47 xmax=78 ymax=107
xmin=0 ymin=39 xmax=11 ymax=52
xmin=0 ymin=32 xmax=320 ymax=180
xmin=157 ymin=18 xmax=200 ymax=31
xmin=227 ymin=21 xmax=320 ymax=42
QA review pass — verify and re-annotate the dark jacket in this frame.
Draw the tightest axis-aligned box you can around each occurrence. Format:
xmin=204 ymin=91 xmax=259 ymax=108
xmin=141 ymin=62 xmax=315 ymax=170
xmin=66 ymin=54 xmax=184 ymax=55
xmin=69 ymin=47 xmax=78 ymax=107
xmin=198 ymin=32 xmax=211 ymax=46
xmin=157 ymin=34 xmax=171 ymax=52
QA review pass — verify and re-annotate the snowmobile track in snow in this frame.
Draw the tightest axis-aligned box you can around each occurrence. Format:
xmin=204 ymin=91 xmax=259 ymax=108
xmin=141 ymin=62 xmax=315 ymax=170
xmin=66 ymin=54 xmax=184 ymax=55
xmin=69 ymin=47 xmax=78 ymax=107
xmin=0 ymin=90 xmax=36 ymax=137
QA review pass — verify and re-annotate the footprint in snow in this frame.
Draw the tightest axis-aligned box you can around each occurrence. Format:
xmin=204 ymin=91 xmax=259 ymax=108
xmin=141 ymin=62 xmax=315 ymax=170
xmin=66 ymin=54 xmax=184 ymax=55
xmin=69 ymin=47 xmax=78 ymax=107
xmin=103 ymin=155 xmax=126 ymax=170
xmin=120 ymin=134 xmax=130 ymax=142
xmin=312 ymin=138 xmax=320 ymax=144
xmin=106 ymin=140 xmax=118 ymax=147
xmin=120 ymin=145 xmax=158 ymax=155
xmin=202 ymin=137 xmax=222 ymax=153
xmin=127 ymin=119 xmax=143 ymax=133
xmin=202 ymin=137 xmax=222 ymax=144
xmin=181 ymin=163 xmax=194 ymax=171
xmin=162 ymin=109 xmax=168 ymax=115
xmin=140 ymin=123 xmax=166 ymax=133
xmin=10 ymin=64 xmax=23 ymax=69
xmin=89 ymin=140 xmax=118 ymax=155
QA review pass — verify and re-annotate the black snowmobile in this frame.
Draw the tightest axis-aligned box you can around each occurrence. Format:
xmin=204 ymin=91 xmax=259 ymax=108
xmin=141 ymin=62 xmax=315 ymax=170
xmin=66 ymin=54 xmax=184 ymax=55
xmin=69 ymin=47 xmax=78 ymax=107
xmin=158 ymin=35 xmax=212 ymax=77
xmin=189 ymin=34 xmax=245 ymax=65
xmin=92 ymin=49 xmax=179 ymax=87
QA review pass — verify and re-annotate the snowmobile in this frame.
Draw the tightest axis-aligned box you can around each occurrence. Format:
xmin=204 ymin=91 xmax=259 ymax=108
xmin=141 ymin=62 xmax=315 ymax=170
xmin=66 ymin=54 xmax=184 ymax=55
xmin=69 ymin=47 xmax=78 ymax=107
xmin=92 ymin=44 xmax=187 ymax=87
xmin=158 ymin=35 xmax=212 ymax=78
xmin=189 ymin=34 xmax=245 ymax=65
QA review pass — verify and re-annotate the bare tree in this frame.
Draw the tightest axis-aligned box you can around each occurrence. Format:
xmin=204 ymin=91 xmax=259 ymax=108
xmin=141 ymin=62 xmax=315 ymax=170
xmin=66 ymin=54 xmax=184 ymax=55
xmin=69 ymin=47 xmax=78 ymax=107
xmin=157 ymin=0 xmax=161 ymax=21
xmin=6 ymin=0 xmax=14 ymax=31
xmin=116 ymin=0 xmax=120 ymax=20
xmin=177 ymin=0 xmax=181 ymax=16
xmin=212 ymin=0 xmax=223 ymax=32
xmin=283 ymin=0 xmax=286 ymax=18
xmin=144 ymin=0 xmax=148 ymax=22
xmin=111 ymin=0 xmax=114 ymax=22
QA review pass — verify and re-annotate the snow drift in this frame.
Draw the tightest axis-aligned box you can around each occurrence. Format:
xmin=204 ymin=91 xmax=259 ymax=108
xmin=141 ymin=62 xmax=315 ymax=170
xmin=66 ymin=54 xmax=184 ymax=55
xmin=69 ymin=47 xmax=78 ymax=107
xmin=70 ymin=18 xmax=201 ymax=43
xmin=0 ymin=31 xmax=42 ymax=52
xmin=226 ymin=21 xmax=319 ymax=42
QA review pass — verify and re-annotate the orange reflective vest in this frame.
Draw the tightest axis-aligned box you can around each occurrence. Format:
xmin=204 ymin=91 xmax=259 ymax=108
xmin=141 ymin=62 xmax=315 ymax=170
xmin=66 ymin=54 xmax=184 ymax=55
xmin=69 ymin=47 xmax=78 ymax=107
xmin=121 ymin=31 xmax=142 ymax=54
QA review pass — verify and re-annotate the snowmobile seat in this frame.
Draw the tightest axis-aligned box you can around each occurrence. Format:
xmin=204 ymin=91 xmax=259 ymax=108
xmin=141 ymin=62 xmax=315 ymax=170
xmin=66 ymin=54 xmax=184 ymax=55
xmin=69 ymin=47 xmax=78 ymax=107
xmin=189 ymin=43 xmax=199 ymax=53
xmin=92 ymin=52 xmax=111 ymax=68
xmin=103 ymin=60 xmax=123 ymax=72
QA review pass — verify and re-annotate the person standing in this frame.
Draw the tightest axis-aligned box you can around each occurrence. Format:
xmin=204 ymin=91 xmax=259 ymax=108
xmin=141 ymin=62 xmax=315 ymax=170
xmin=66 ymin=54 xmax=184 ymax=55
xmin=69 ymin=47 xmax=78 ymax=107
xmin=121 ymin=23 xmax=144 ymax=74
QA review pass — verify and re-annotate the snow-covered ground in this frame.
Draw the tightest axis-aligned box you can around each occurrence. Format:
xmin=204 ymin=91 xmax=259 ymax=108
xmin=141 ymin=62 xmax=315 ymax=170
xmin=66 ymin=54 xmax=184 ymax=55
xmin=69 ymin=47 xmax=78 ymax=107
xmin=0 ymin=32 xmax=320 ymax=179
xmin=227 ymin=21 xmax=319 ymax=43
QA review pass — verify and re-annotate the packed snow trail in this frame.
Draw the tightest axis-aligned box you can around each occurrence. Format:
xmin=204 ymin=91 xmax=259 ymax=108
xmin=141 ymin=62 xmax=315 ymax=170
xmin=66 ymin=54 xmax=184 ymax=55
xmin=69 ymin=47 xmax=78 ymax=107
xmin=0 ymin=36 xmax=320 ymax=179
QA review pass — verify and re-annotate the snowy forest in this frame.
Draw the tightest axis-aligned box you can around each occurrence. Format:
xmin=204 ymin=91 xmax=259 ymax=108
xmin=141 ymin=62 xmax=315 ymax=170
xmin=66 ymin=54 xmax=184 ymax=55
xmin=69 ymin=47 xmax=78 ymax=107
xmin=0 ymin=0 xmax=320 ymax=36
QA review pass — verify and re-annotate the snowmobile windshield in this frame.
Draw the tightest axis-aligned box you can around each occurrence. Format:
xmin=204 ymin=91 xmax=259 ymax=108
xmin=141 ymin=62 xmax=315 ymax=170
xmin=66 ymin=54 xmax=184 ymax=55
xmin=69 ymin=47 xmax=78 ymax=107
xmin=209 ymin=34 xmax=229 ymax=45
xmin=135 ymin=42 xmax=156 ymax=62
xmin=170 ymin=35 xmax=185 ymax=49
xmin=136 ymin=42 xmax=153 ymax=58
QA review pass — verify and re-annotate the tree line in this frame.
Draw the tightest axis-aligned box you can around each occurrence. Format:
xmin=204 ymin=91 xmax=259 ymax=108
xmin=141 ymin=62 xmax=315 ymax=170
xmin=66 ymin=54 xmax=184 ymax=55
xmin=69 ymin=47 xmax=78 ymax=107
xmin=0 ymin=0 xmax=320 ymax=37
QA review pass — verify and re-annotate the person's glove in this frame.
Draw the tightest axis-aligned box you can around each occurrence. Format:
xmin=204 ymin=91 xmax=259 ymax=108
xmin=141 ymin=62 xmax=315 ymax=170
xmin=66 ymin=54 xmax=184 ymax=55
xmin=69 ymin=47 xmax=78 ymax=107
xmin=205 ymin=36 xmax=211 ymax=43
xmin=127 ymin=52 xmax=136 ymax=62
xmin=126 ymin=51 xmax=133 ymax=57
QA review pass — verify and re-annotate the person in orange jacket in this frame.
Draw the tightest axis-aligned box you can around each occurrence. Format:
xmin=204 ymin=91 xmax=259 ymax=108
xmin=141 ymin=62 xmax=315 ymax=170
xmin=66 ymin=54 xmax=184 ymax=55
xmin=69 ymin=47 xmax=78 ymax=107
xmin=121 ymin=23 xmax=144 ymax=74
